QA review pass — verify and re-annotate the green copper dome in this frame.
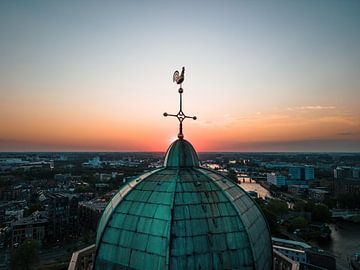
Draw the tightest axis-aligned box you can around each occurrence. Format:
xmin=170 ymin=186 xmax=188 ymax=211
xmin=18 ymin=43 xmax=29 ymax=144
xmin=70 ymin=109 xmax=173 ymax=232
xmin=94 ymin=141 xmax=272 ymax=270
xmin=164 ymin=139 xmax=199 ymax=168
xmin=93 ymin=67 xmax=273 ymax=269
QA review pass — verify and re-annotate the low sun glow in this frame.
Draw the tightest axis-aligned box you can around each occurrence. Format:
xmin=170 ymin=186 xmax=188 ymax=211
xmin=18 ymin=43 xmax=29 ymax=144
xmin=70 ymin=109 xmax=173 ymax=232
xmin=169 ymin=136 xmax=179 ymax=144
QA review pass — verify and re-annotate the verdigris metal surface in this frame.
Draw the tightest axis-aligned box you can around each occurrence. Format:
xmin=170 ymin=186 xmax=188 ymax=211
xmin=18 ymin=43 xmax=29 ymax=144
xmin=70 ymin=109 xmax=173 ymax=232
xmin=164 ymin=139 xmax=199 ymax=168
xmin=94 ymin=140 xmax=272 ymax=269
xmin=196 ymin=168 xmax=273 ymax=270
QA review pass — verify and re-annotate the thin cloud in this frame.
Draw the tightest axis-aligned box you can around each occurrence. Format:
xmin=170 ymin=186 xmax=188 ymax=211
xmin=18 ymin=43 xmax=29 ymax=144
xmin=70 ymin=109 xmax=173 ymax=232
xmin=337 ymin=132 xmax=355 ymax=136
xmin=197 ymin=120 xmax=213 ymax=127
xmin=287 ymin=105 xmax=335 ymax=111
xmin=212 ymin=138 xmax=360 ymax=152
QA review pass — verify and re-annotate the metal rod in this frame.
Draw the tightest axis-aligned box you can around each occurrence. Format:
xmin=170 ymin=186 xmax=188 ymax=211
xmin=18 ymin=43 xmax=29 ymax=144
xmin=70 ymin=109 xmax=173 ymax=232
xmin=180 ymin=91 xmax=183 ymax=112
xmin=179 ymin=122 xmax=183 ymax=139
xmin=164 ymin=113 xmax=177 ymax=117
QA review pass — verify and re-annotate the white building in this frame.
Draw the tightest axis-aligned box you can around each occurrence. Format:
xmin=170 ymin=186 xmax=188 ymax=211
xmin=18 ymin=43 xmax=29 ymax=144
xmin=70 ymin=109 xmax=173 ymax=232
xmin=334 ymin=166 xmax=360 ymax=179
xmin=334 ymin=166 xmax=347 ymax=178
xmin=354 ymin=167 xmax=360 ymax=178
xmin=83 ymin=157 xmax=102 ymax=168
xmin=272 ymin=237 xmax=310 ymax=264
xmin=308 ymin=188 xmax=329 ymax=202
xmin=267 ymin=173 xmax=286 ymax=187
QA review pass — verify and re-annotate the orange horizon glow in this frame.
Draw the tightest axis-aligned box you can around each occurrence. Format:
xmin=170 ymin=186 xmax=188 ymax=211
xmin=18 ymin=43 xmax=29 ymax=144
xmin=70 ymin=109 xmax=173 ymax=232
xmin=1 ymin=103 xmax=359 ymax=152
xmin=1 ymin=2 xmax=360 ymax=152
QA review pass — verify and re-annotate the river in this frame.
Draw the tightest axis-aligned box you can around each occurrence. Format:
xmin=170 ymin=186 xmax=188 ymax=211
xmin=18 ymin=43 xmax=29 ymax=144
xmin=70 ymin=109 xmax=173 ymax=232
xmin=310 ymin=222 xmax=360 ymax=270
xmin=238 ymin=177 xmax=360 ymax=270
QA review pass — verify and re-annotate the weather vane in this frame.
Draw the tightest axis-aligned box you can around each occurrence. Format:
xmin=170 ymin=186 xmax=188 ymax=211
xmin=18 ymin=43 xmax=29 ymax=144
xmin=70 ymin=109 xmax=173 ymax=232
xmin=163 ymin=67 xmax=197 ymax=140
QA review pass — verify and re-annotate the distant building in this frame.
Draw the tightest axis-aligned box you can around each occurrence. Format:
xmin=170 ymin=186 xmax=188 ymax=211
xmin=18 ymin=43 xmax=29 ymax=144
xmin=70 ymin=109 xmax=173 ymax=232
xmin=308 ymin=188 xmax=329 ymax=202
xmin=288 ymin=185 xmax=309 ymax=196
xmin=95 ymin=183 xmax=109 ymax=192
xmin=0 ymin=158 xmax=23 ymax=165
xmin=82 ymin=157 xmax=102 ymax=168
xmin=263 ymin=162 xmax=292 ymax=169
xmin=334 ymin=166 xmax=352 ymax=179
xmin=0 ymin=185 xmax=22 ymax=201
xmin=272 ymin=237 xmax=310 ymax=264
xmin=58 ymin=154 xmax=67 ymax=161
xmin=267 ymin=173 xmax=286 ymax=187
xmin=272 ymin=237 xmax=336 ymax=270
xmin=78 ymin=200 xmax=107 ymax=231
xmin=334 ymin=166 xmax=360 ymax=179
xmin=54 ymin=173 xmax=66 ymax=181
xmin=289 ymin=166 xmax=314 ymax=181
xmin=99 ymin=173 xmax=112 ymax=182
xmin=334 ymin=178 xmax=360 ymax=195
xmin=45 ymin=193 xmax=79 ymax=241
xmin=11 ymin=212 xmax=48 ymax=246
xmin=353 ymin=167 xmax=360 ymax=179
xmin=0 ymin=201 xmax=26 ymax=226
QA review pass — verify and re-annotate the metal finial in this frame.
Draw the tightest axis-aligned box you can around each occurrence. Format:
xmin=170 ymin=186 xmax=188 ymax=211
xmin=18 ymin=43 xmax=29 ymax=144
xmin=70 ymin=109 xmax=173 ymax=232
xmin=164 ymin=67 xmax=197 ymax=140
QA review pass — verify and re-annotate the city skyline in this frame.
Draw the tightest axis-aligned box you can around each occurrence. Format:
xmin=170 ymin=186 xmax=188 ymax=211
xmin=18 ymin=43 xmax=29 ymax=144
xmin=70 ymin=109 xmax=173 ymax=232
xmin=1 ymin=1 xmax=360 ymax=152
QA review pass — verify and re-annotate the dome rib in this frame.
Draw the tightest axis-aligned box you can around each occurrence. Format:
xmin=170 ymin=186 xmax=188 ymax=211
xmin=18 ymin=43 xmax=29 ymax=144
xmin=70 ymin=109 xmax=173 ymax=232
xmin=95 ymin=168 xmax=164 ymax=250
xmin=195 ymin=167 xmax=273 ymax=269
xmin=166 ymin=168 xmax=180 ymax=269
xmin=194 ymin=167 xmax=257 ymax=267
xmin=164 ymin=139 xmax=199 ymax=168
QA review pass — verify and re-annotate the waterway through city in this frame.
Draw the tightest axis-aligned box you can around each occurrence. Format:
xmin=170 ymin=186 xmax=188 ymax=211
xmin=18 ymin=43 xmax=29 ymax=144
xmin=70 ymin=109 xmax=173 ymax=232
xmin=310 ymin=222 xmax=360 ymax=270
xmin=238 ymin=177 xmax=360 ymax=270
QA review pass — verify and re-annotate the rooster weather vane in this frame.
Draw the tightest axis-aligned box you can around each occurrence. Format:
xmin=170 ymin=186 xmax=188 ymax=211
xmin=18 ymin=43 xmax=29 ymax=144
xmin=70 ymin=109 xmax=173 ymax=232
xmin=163 ymin=67 xmax=197 ymax=140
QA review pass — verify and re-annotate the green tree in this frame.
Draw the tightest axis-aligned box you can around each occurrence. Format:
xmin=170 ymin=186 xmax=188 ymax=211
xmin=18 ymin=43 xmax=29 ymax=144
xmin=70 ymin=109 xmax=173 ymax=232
xmin=267 ymin=199 xmax=288 ymax=217
xmin=304 ymin=201 xmax=315 ymax=212
xmin=323 ymin=198 xmax=336 ymax=209
xmin=227 ymin=169 xmax=238 ymax=183
xmin=312 ymin=204 xmax=331 ymax=223
xmin=11 ymin=240 xmax=39 ymax=270
xmin=287 ymin=216 xmax=308 ymax=232
xmin=253 ymin=198 xmax=279 ymax=234
xmin=262 ymin=207 xmax=278 ymax=234
xmin=293 ymin=201 xmax=306 ymax=212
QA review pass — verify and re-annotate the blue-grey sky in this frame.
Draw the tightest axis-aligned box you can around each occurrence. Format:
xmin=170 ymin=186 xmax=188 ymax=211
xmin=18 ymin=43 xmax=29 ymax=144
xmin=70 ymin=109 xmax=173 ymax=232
xmin=0 ymin=1 xmax=359 ymax=151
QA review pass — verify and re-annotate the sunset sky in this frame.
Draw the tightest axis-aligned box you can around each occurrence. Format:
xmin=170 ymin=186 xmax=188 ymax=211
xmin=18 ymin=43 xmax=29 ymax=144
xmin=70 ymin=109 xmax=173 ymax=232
xmin=1 ymin=1 xmax=359 ymax=152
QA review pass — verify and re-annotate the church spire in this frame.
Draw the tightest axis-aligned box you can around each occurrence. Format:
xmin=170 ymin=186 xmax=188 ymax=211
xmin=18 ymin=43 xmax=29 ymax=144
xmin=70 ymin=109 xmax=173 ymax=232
xmin=163 ymin=67 xmax=197 ymax=140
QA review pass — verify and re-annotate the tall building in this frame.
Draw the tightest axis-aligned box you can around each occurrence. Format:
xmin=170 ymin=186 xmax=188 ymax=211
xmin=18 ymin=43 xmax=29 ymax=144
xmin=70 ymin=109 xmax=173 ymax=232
xmin=267 ymin=173 xmax=286 ymax=187
xmin=11 ymin=212 xmax=47 ymax=246
xmin=46 ymin=193 xmax=79 ymax=241
xmin=288 ymin=166 xmax=314 ymax=181
xmin=334 ymin=166 xmax=360 ymax=179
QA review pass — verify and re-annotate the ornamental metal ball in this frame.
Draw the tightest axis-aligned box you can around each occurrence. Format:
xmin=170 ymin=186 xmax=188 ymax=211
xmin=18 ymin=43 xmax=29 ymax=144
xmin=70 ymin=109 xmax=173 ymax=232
xmin=163 ymin=112 xmax=168 ymax=117
xmin=178 ymin=88 xmax=183 ymax=93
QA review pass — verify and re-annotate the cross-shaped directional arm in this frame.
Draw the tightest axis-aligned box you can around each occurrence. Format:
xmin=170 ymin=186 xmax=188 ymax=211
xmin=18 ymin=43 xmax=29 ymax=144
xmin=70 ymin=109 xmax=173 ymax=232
xmin=163 ymin=83 xmax=197 ymax=140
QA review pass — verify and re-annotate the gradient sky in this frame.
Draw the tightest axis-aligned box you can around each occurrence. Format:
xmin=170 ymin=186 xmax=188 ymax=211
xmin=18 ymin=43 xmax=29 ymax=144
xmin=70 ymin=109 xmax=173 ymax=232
xmin=1 ymin=1 xmax=359 ymax=152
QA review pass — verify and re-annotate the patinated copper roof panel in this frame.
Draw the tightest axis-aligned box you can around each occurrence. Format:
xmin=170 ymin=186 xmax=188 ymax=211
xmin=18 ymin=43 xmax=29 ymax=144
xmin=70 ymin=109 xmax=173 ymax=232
xmin=95 ymin=164 xmax=272 ymax=269
xmin=197 ymin=168 xmax=273 ymax=270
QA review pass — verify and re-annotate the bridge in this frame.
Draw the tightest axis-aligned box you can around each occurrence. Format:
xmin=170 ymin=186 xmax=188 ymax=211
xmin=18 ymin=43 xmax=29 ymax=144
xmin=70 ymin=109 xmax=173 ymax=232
xmin=331 ymin=209 xmax=360 ymax=220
